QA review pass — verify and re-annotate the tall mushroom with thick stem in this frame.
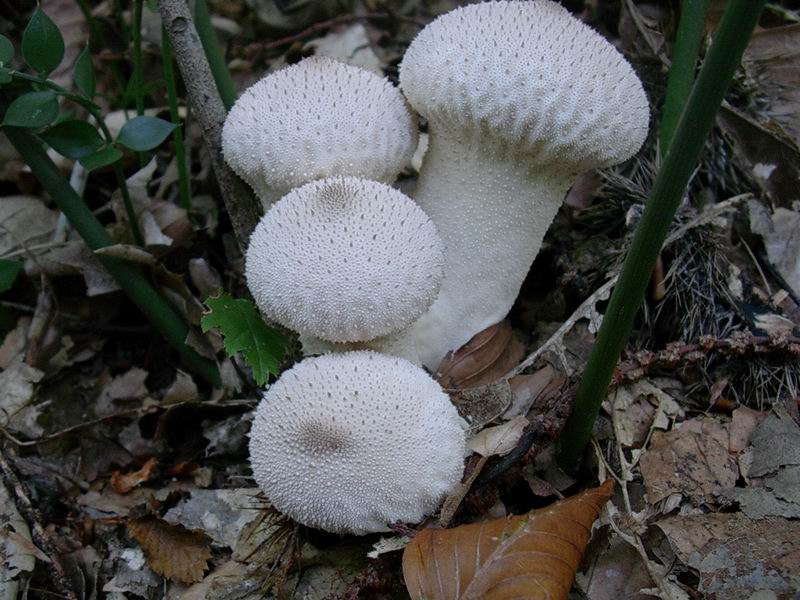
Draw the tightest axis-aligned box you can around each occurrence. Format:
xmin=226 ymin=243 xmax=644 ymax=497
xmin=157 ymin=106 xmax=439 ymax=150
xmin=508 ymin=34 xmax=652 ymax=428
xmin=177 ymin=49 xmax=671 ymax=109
xmin=399 ymin=0 xmax=650 ymax=370
xmin=222 ymin=56 xmax=417 ymax=208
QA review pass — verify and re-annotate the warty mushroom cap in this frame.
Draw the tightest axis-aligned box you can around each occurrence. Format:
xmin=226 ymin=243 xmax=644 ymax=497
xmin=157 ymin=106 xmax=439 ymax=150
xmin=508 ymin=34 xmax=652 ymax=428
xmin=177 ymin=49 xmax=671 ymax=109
xmin=245 ymin=176 xmax=445 ymax=343
xmin=248 ymin=351 xmax=467 ymax=534
xmin=399 ymin=0 xmax=649 ymax=174
xmin=222 ymin=56 xmax=417 ymax=204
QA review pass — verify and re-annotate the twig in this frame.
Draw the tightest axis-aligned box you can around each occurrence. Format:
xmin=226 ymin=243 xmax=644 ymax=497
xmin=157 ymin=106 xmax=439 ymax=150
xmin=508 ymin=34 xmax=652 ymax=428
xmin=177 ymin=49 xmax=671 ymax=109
xmin=614 ymin=331 xmax=800 ymax=385
xmin=157 ymin=0 xmax=262 ymax=250
xmin=0 ymin=446 xmax=78 ymax=600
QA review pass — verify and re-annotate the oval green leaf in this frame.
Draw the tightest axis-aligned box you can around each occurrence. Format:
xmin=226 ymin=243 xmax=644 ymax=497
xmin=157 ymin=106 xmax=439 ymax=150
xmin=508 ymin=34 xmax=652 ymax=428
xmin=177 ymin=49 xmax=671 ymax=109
xmin=2 ymin=91 xmax=59 ymax=128
xmin=0 ymin=259 xmax=23 ymax=294
xmin=0 ymin=34 xmax=13 ymax=66
xmin=73 ymin=45 xmax=95 ymax=99
xmin=79 ymin=145 xmax=124 ymax=171
xmin=40 ymin=120 xmax=104 ymax=159
xmin=22 ymin=7 xmax=65 ymax=76
xmin=116 ymin=115 xmax=176 ymax=151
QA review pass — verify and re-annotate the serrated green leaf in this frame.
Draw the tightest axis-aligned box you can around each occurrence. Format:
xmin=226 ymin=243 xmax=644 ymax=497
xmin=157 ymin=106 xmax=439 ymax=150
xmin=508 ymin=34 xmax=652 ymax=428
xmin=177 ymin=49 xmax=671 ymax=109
xmin=2 ymin=90 xmax=59 ymax=128
xmin=22 ymin=7 xmax=65 ymax=76
xmin=0 ymin=259 xmax=23 ymax=294
xmin=40 ymin=120 xmax=104 ymax=159
xmin=117 ymin=116 xmax=176 ymax=152
xmin=0 ymin=34 xmax=13 ymax=65
xmin=73 ymin=45 xmax=95 ymax=99
xmin=79 ymin=144 xmax=123 ymax=171
xmin=201 ymin=293 xmax=286 ymax=385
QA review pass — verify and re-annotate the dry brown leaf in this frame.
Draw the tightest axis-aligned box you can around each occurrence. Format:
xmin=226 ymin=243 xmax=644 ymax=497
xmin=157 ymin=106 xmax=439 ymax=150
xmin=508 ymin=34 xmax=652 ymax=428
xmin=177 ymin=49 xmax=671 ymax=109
xmin=111 ymin=457 xmax=158 ymax=494
xmin=127 ymin=516 xmax=212 ymax=584
xmin=402 ymin=480 xmax=614 ymax=600
xmin=639 ymin=416 xmax=737 ymax=505
xmin=437 ymin=320 xmax=525 ymax=389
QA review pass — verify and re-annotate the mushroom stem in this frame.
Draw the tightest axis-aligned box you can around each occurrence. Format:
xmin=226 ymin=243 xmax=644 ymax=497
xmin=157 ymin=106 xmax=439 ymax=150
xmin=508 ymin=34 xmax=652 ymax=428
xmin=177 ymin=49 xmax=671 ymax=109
xmin=409 ymin=131 xmax=571 ymax=370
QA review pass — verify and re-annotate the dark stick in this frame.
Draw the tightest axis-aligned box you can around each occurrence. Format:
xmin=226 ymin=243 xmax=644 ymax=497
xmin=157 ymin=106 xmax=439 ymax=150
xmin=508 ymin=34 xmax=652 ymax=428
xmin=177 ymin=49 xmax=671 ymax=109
xmin=157 ymin=0 xmax=262 ymax=250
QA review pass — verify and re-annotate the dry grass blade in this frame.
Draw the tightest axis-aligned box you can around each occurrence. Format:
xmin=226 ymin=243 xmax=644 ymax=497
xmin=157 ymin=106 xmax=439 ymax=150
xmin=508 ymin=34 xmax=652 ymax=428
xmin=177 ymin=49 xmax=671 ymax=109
xmin=402 ymin=480 xmax=614 ymax=600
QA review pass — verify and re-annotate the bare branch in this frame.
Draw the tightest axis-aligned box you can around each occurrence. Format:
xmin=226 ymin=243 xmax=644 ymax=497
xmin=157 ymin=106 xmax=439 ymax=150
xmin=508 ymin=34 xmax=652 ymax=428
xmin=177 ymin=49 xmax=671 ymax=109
xmin=157 ymin=0 xmax=261 ymax=250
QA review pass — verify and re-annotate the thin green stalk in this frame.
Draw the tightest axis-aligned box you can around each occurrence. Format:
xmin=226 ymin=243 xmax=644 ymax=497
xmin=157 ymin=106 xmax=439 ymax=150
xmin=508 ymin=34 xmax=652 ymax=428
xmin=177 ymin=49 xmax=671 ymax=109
xmin=162 ymin=26 xmax=191 ymax=210
xmin=557 ymin=0 xmax=766 ymax=471
xmin=2 ymin=124 xmax=221 ymax=386
xmin=660 ymin=0 xmax=710 ymax=155
xmin=194 ymin=0 xmax=237 ymax=111
xmin=74 ymin=0 xmax=127 ymax=93
xmin=132 ymin=0 xmax=146 ymax=166
xmin=6 ymin=69 xmax=144 ymax=246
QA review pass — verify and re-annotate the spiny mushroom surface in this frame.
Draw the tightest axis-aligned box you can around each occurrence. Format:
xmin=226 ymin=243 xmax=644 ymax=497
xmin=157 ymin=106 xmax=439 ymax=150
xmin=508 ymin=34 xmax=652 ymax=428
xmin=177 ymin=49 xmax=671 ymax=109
xmin=248 ymin=351 xmax=466 ymax=534
xmin=245 ymin=176 xmax=445 ymax=344
xmin=399 ymin=0 xmax=650 ymax=369
xmin=222 ymin=56 xmax=417 ymax=206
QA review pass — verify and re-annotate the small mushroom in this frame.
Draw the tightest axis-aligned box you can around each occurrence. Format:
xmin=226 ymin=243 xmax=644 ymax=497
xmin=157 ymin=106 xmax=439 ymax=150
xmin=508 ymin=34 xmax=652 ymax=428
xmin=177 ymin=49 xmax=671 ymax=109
xmin=399 ymin=0 xmax=650 ymax=369
xmin=248 ymin=351 xmax=467 ymax=534
xmin=222 ymin=56 xmax=417 ymax=207
xmin=245 ymin=176 xmax=445 ymax=345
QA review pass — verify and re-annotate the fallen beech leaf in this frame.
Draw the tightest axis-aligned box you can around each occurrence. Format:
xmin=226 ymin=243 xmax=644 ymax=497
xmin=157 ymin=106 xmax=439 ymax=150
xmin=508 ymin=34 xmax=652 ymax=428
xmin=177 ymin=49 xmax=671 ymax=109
xmin=127 ymin=516 xmax=212 ymax=584
xmin=467 ymin=416 xmax=529 ymax=457
xmin=111 ymin=457 xmax=158 ymax=494
xmin=403 ymin=480 xmax=614 ymax=600
xmin=437 ymin=321 xmax=525 ymax=389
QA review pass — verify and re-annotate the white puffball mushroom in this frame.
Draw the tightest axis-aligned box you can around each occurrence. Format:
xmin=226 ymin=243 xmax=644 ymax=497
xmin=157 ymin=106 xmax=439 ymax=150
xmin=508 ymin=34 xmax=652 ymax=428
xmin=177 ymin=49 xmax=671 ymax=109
xmin=222 ymin=56 xmax=417 ymax=207
xmin=248 ymin=351 xmax=467 ymax=534
xmin=245 ymin=176 xmax=445 ymax=344
xmin=399 ymin=0 xmax=650 ymax=369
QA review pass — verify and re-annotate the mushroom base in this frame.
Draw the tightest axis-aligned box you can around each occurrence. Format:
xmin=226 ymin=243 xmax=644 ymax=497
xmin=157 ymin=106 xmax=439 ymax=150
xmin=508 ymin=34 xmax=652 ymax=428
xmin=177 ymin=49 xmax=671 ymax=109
xmin=409 ymin=131 xmax=572 ymax=370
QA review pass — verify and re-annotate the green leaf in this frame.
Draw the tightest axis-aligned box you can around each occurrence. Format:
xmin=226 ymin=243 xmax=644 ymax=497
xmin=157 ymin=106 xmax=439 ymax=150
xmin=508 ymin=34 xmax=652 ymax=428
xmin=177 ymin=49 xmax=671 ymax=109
xmin=0 ymin=259 xmax=23 ymax=294
xmin=201 ymin=293 xmax=286 ymax=385
xmin=22 ymin=7 xmax=65 ymax=76
xmin=116 ymin=116 xmax=176 ymax=152
xmin=0 ymin=34 xmax=14 ymax=65
xmin=40 ymin=120 xmax=104 ymax=159
xmin=79 ymin=144 xmax=123 ymax=171
xmin=0 ymin=69 xmax=11 ymax=85
xmin=73 ymin=45 xmax=95 ymax=99
xmin=2 ymin=91 xmax=59 ymax=128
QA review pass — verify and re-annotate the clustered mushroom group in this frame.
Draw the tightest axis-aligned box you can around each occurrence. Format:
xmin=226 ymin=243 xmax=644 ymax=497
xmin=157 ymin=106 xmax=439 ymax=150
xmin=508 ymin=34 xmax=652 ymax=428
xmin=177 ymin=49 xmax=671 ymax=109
xmin=223 ymin=1 xmax=650 ymax=535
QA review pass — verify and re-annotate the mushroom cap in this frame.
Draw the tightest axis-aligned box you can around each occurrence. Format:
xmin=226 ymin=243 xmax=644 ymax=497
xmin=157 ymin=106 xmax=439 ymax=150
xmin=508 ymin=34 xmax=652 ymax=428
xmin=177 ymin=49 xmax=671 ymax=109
xmin=222 ymin=56 xmax=417 ymax=201
xmin=248 ymin=351 xmax=466 ymax=534
xmin=245 ymin=176 xmax=445 ymax=343
xmin=399 ymin=0 xmax=650 ymax=173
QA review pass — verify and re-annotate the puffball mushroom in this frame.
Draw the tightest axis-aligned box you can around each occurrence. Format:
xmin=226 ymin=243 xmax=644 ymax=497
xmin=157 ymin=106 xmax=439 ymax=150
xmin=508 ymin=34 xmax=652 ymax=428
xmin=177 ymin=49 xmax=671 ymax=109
xmin=245 ymin=176 xmax=445 ymax=344
xmin=248 ymin=351 xmax=466 ymax=534
xmin=222 ymin=56 xmax=417 ymax=206
xmin=399 ymin=0 xmax=650 ymax=369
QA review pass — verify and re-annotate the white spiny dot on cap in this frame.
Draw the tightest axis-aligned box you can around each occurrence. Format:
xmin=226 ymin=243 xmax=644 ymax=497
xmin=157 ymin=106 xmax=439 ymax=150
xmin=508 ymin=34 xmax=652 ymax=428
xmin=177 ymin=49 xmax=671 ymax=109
xmin=248 ymin=351 xmax=466 ymax=535
xmin=221 ymin=57 xmax=417 ymax=205
xmin=245 ymin=177 xmax=445 ymax=344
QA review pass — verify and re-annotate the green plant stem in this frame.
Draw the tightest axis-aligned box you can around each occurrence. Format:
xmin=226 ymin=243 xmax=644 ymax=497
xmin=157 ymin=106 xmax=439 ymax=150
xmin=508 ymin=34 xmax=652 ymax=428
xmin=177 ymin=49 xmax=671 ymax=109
xmin=3 ymin=124 xmax=221 ymax=386
xmin=193 ymin=0 xmax=237 ymax=111
xmin=162 ymin=27 xmax=191 ymax=210
xmin=5 ymin=69 xmax=144 ymax=246
xmin=74 ymin=0 xmax=127 ymax=93
xmin=132 ymin=0 xmax=146 ymax=166
xmin=660 ymin=0 xmax=710 ymax=154
xmin=557 ymin=0 xmax=766 ymax=472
